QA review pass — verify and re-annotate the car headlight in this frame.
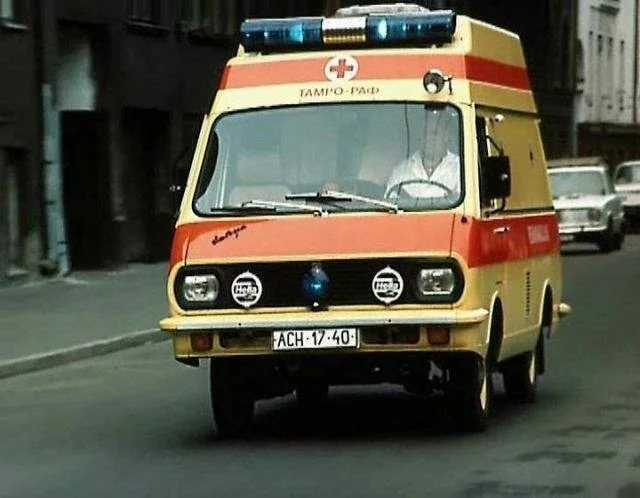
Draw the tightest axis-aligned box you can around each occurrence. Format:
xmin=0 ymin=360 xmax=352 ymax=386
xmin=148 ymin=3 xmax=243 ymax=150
xmin=588 ymin=208 xmax=602 ymax=223
xmin=416 ymin=268 xmax=456 ymax=297
xmin=182 ymin=274 xmax=220 ymax=303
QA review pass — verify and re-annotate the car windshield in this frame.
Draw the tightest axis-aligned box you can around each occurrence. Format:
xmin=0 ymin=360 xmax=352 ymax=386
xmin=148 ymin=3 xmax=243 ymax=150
xmin=615 ymin=164 xmax=640 ymax=185
xmin=193 ymin=103 xmax=463 ymax=216
xmin=549 ymin=170 xmax=606 ymax=198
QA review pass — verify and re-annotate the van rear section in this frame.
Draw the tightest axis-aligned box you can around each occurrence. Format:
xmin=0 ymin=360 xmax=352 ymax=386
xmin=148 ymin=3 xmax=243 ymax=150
xmin=160 ymin=4 xmax=569 ymax=437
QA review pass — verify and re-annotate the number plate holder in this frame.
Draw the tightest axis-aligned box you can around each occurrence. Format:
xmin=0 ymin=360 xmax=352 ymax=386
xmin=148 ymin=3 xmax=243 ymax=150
xmin=272 ymin=328 xmax=360 ymax=351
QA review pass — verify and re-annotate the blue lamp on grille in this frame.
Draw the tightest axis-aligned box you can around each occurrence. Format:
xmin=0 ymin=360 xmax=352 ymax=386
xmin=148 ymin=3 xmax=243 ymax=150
xmin=301 ymin=263 xmax=330 ymax=309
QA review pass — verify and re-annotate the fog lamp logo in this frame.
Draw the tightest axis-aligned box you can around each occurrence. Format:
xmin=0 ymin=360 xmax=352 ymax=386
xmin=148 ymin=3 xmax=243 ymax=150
xmin=372 ymin=267 xmax=404 ymax=304
xmin=231 ymin=272 xmax=263 ymax=308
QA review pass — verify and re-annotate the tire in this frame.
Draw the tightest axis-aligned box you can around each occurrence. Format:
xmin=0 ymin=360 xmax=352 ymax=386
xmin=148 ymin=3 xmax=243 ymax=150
xmin=598 ymin=219 xmax=615 ymax=253
xmin=502 ymin=334 xmax=543 ymax=403
xmin=210 ymin=359 xmax=255 ymax=438
xmin=295 ymin=382 xmax=329 ymax=411
xmin=613 ymin=225 xmax=624 ymax=251
xmin=450 ymin=355 xmax=492 ymax=432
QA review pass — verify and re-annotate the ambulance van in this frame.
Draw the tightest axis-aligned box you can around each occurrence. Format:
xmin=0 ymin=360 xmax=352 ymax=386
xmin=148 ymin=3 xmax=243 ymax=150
xmin=160 ymin=3 xmax=571 ymax=435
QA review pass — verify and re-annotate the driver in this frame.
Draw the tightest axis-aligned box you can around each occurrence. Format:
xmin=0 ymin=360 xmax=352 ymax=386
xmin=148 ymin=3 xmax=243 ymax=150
xmin=384 ymin=107 xmax=461 ymax=200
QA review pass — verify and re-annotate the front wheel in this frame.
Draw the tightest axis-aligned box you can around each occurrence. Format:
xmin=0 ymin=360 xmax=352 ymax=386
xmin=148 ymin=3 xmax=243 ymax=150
xmin=502 ymin=334 xmax=543 ymax=403
xmin=210 ymin=359 xmax=255 ymax=438
xmin=598 ymin=218 xmax=616 ymax=253
xmin=613 ymin=224 xmax=624 ymax=251
xmin=450 ymin=355 xmax=492 ymax=432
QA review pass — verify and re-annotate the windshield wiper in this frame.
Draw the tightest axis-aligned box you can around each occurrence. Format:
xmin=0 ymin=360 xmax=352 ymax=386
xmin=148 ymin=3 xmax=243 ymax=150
xmin=286 ymin=190 xmax=401 ymax=213
xmin=210 ymin=205 xmax=277 ymax=215
xmin=241 ymin=199 xmax=328 ymax=216
xmin=211 ymin=200 xmax=327 ymax=216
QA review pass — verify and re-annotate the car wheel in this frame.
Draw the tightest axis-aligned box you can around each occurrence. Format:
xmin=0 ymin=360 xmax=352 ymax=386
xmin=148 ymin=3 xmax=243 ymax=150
xmin=450 ymin=355 xmax=492 ymax=432
xmin=613 ymin=225 xmax=624 ymax=251
xmin=210 ymin=359 xmax=255 ymax=438
xmin=502 ymin=333 xmax=543 ymax=403
xmin=598 ymin=218 xmax=615 ymax=253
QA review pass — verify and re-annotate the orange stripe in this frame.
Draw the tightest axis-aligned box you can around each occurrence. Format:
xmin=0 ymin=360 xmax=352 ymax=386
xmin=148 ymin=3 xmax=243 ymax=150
xmin=220 ymin=54 xmax=531 ymax=91
xmin=170 ymin=212 xmax=558 ymax=271
xmin=175 ymin=213 xmax=455 ymax=264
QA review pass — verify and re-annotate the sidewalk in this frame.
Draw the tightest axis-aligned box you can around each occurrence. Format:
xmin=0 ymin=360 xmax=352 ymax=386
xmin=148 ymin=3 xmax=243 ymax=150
xmin=0 ymin=262 xmax=170 ymax=379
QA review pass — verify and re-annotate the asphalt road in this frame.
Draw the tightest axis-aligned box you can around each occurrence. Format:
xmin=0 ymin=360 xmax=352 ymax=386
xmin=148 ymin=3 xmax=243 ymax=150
xmin=2 ymin=237 xmax=640 ymax=498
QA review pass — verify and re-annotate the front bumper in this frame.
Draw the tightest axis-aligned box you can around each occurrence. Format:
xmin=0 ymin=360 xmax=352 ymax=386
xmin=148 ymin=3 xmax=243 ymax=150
xmin=160 ymin=307 xmax=490 ymax=358
xmin=558 ymin=223 xmax=606 ymax=242
xmin=160 ymin=308 xmax=489 ymax=332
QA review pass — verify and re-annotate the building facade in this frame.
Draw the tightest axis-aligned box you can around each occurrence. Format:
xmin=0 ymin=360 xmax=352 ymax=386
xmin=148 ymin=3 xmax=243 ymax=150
xmin=0 ymin=1 xmax=41 ymax=283
xmin=575 ymin=0 xmax=640 ymax=170
xmin=0 ymin=0 xmax=333 ymax=282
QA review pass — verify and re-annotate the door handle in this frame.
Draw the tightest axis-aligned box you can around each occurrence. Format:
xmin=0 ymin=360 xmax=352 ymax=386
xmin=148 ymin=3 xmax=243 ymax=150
xmin=493 ymin=226 xmax=510 ymax=234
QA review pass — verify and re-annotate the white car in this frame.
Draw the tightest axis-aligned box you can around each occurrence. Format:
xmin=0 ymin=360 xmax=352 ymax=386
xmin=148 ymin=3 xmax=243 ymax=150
xmin=548 ymin=157 xmax=625 ymax=252
xmin=613 ymin=160 xmax=640 ymax=231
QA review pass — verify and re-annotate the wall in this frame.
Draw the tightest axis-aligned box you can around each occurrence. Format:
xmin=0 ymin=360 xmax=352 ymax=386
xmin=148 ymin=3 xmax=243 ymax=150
xmin=577 ymin=0 xmax=636 ymax=124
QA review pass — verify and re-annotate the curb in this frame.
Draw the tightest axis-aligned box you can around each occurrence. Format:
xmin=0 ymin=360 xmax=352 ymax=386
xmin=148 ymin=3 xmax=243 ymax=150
xmin=0 ymin=328 xmax=169 ymax=380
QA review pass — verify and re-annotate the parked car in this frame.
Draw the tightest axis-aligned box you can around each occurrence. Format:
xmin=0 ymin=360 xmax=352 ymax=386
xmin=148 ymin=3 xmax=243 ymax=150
xmin=613 ymin=160 xmax=640 ymax=231
xmin=548 ymin=157 xmax=625 ymax=252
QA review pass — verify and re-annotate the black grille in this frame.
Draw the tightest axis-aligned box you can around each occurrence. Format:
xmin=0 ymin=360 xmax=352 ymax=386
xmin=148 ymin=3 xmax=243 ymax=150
xmin=176 ymin=258 xmax=462 ymax=310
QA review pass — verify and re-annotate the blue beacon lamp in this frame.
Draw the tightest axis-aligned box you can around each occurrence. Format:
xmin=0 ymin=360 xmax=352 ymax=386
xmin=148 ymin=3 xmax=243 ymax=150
xmin=301 ymin=263 xmax=330 ymax=309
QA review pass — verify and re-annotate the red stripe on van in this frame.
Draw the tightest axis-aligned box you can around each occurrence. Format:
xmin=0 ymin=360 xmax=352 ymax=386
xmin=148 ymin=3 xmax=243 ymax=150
xmin=452 ymin=213 xmax=560 ymax=268
xmin=220 ymin=54 xmax=531 ymax=91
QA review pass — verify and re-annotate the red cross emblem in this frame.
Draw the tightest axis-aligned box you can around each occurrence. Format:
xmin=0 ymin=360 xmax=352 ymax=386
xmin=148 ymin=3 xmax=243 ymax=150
xmin=330 ymin=59 xmax=354 ymax=79
xmin=324 ymin=55 xmax=359 ymax=82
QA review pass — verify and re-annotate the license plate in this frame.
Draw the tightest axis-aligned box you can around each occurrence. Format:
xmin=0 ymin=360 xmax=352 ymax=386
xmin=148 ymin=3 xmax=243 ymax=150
xmin=272 ymin=328 xmax=359 ymax=351
xmin=560 ymin=234 xmax=575 ymax=242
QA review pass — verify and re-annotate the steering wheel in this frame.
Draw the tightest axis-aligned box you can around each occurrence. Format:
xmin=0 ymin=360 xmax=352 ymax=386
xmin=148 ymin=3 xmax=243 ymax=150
xmin=384 ymin=179 xmax=454 ymax=200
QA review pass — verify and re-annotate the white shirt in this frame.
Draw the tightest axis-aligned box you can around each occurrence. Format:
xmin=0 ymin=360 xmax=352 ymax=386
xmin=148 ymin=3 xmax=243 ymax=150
xmin=385 ymin=150 xmax=461 ymax=200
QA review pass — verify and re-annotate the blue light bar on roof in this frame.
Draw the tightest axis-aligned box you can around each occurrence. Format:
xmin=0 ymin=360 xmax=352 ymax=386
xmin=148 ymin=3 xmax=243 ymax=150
xmin=367 ymin=12 xmax=456 ymax=44
xmin=240 ymin=10 xmax=456 ymax=53
xmin=241 ymin=17 xmax=324 ymax=51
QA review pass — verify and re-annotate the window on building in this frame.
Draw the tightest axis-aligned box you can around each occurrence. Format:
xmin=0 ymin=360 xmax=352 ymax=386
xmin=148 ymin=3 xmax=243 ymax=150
xmin=0 ymin=0 xmax=13 ymax=20
xmin=182 ymin=0 xmax=240 ymax=36
xmin=129 ymin=0 xmax=162 ymax=24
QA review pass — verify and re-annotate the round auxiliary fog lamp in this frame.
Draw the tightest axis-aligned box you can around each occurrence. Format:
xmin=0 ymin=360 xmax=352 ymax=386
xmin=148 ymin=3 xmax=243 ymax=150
xmin=423 ymin=69 xmax=447 ymax=94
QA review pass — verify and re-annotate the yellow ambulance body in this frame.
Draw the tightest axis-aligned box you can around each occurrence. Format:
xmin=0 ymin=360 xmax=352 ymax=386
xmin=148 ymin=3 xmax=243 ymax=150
xmin=160 ymin=4 xmax=570 ymax=435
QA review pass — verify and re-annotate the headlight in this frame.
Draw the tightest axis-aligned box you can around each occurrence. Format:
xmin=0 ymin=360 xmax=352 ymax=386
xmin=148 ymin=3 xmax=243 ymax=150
xmin=416 ymin=268 xmax=456 ymax=296
xmin=588 ymin=208 xmax=602 ymax=223
xmin=182 ymin=274 xmax=220 ymax=303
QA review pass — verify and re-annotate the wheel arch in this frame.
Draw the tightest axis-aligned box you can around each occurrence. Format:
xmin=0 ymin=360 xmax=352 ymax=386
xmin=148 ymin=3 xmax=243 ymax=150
xmin=537 ymin=280 xmax=554 ymax=330
xmin=486 ymin=292 xmax=504 ymax=365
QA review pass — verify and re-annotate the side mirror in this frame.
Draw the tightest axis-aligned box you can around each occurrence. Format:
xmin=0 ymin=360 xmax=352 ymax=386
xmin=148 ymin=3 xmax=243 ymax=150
xmin=481 ymin=155 xmax=511 ymax=204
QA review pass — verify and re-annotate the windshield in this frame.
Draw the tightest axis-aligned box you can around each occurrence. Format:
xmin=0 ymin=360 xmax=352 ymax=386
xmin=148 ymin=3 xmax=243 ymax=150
xmin=615 ymin=164 xmax=640 ymax=185
xmin=193 ymin=103 xmax=463 ymax=215
xmin=549 ymin=170 xmax=606 ymax=198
